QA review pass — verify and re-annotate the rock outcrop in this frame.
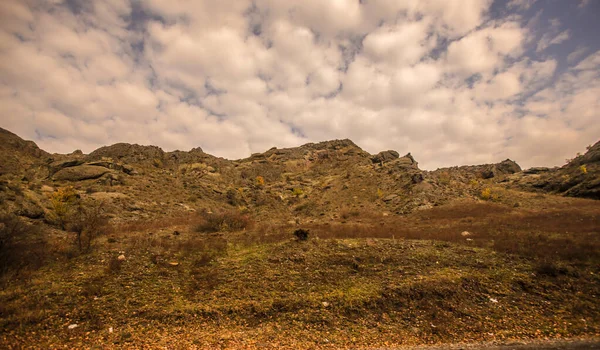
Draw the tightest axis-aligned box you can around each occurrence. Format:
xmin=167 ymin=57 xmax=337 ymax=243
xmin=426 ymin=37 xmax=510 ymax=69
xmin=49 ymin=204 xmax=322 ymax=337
xmin=53 ymin=165 xmax=112 ymax=181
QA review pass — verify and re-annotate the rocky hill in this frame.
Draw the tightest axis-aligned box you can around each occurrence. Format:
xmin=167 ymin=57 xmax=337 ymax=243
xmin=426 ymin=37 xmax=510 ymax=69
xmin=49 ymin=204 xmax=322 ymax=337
xmin=0 ymin=127 xmax=598 ymax=225
xmin=1 ymin=126 xmax=599 ymax=348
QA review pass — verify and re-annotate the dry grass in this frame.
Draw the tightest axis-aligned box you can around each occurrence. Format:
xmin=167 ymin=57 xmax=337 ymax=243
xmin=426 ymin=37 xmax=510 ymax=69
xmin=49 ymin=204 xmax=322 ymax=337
xmin=1 ymin=197 xmax=599 ymax=348
xmin=194 ymin=209 xmax=253 ymax=233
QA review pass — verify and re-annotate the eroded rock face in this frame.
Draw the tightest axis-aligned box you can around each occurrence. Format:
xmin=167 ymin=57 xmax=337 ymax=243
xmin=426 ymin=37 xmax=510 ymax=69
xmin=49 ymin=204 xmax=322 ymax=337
xmin=53 ymin=165 xmax=111 ymax=181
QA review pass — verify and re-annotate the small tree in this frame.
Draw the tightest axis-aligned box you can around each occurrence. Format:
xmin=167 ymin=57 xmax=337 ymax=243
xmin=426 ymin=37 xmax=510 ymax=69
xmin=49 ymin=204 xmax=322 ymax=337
xmin=67 ymin=201 xmax=108 ymax=253
xmin=48 ymin=186 xmax=79 ymax=229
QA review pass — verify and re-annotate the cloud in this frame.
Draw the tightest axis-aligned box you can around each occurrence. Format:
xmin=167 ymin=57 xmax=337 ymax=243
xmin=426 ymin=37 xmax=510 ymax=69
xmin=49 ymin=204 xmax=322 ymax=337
xmin=0 ymin=0 xmax=598 ymax=170
xmin=537 ymin=30 xmax=570 ymax=52
xmin=508 ymin=0 xmax=537 ymax=11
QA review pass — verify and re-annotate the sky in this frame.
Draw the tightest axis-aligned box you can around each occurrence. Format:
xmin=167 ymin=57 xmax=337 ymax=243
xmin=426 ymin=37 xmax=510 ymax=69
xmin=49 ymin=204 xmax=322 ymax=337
xmin=0 ymin=0 xmax=599 ymax=170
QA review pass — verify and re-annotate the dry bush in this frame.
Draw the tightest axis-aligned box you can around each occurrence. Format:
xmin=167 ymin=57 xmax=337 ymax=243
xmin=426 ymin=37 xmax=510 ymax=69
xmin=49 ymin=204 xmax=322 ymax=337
xmin=293 ymin=228 xmax=309 ymax=241
xmin=67 ymin=201 xmax=109 ymax=253
xmin=194 ymin=210 xmax=253 ymax=233
xmin=0 ymin=214 xmax=47 ymax=277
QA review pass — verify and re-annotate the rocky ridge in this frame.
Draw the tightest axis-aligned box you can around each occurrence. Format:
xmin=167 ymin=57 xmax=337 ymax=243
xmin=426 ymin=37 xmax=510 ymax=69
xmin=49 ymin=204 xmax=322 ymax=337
xmin=0 ymin=127 xmax=598 ymax=225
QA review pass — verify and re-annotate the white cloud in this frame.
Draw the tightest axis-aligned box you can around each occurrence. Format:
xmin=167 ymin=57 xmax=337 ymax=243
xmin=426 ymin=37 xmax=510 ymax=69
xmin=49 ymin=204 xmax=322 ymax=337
xmin=0 ymin=0 xmax=597 ymax=170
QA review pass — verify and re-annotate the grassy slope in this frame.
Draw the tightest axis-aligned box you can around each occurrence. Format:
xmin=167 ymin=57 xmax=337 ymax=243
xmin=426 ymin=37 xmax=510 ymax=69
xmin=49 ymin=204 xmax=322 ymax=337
xmin=1 ymin=194 xmax=599 ymax=349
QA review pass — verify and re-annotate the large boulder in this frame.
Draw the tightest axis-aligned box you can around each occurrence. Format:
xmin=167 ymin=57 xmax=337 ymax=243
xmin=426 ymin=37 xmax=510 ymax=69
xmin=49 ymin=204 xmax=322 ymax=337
xmin=371 ymin=150 xmax=400 ymax=163
xmin=53 ymin=165 xmax=111 ymax=181
xmin=481 ymin=159 xmax=521 ymax=179
xmin=48 ymin=158 xmax=85 ymax=175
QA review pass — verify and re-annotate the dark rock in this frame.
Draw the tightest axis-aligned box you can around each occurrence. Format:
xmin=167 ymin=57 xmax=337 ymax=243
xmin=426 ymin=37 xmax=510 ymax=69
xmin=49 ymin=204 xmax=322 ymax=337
xmin=523 ymin=167 xmax=550 ymax=174
xmin=48 ymin=159 xmax=85 ymax=175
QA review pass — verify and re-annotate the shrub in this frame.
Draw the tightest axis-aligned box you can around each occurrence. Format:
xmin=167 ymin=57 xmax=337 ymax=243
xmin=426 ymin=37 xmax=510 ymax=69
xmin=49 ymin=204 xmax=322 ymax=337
xmin=480 ymin=188 xmax=491 ymax=200
xmin=67 ymin=201 xmax=108 ymax=253
xmin=580 ymin=165 xmax=587 ymax=174
xmin=194 ymin=210 xmax=253 ymax=233
xmin=0 ymin=214 xmax=47 ymax=276
xmin=293 ymin=228 xmax=309 ymax=241
xmin=255 ymin=176 xmax=265 ymax=187
xmin=292 ymin=188 xmax=304 ymax=197
xmin=376 ymin=188 xmax=383 ymax=199
xmin=47 ymin=186 xmax=79 ymax=229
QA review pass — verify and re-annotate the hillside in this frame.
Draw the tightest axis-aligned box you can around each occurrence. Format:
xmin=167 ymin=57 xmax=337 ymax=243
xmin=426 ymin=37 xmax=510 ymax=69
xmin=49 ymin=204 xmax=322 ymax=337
xmin=0 ymin=127 xmax=599 ymax=349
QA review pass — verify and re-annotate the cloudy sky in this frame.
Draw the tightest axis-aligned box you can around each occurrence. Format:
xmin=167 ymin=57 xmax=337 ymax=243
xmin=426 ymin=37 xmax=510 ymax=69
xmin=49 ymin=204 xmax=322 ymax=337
xmin=0 ymin=0 xmax=599 ymax=170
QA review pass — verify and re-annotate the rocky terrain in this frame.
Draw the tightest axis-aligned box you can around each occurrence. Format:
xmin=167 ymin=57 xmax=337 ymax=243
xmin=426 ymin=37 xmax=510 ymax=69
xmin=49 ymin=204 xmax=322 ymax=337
xmin=0 ymin=127 xmax=599 ymax=349
xmin=2 ymin=127 xmax=598 ymax=225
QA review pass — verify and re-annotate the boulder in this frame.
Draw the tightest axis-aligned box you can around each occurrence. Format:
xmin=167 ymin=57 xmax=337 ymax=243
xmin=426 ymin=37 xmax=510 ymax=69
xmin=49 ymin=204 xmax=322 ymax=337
xmin=496 ymin=159 xmax=522 ymax=174
xmin=481 ymin=159 xmax=521 ymax=179
xmin=372 ymin=150 xmax=400 ymax=163
xmin=16 ymin=199 xmax=44 ymax=219
xmin=53 ymin=165 xmax=111 ymax=181
xmin=48 ymin=159 xmax=84 ymax=175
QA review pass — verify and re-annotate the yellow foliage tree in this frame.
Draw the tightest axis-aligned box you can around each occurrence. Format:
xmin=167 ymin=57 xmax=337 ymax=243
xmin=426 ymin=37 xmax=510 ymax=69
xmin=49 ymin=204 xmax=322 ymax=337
xmin=255 ymin=175 xmax=265 ymax=187
xmin=49 ymin=186 xmax=79 ymax=229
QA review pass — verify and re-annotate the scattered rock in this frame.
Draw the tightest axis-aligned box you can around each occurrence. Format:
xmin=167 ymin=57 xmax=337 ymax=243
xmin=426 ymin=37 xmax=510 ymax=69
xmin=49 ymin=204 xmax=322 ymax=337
xmin=117 ymin=254 xmax=126 ymax=261
xmin=68 ymin=324 xmax=78 ymax=330
xmin=461 ymin=231 xmax=471 ymax=237
xmin=322 ymin=301 xmax=330 ymax=307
